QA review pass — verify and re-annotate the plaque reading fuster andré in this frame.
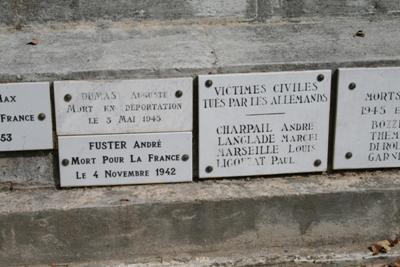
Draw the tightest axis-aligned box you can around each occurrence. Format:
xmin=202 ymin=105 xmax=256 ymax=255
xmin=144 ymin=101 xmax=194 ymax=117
xmin=54 ymin=78 xmax=192 ymax=135
xmin=198 ymin=71 xmax=331 ymax=178
xmin=0 ymin=82 xmax=53 ymax=151
xmin=334 ymin=67 xmax=400 ymax=169
xmin=58 ymin=132 xmax=192 ymax=187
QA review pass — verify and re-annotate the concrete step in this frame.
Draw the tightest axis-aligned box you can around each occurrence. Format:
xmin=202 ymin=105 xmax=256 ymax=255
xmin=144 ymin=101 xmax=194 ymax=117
xmin=22 ymin=246 xmax=400 ymax=267
xmin=1 ymin=16 xmax=400 ymax=189
xmin=1 ymin=0 xmax=400 ymax=27
xmin=1 ymin=173 xmax=400 ymax=266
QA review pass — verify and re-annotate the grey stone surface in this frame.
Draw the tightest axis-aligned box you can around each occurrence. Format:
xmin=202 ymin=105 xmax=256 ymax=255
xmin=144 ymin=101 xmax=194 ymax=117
xmin=209 ymin=18 xmax=400 ymax=73
xmin=0 ymin=151 xmax=57 ymax=189
xmin=0 ymin=23 xmax=214 ymax=83
xmin=1 ymin=173 xmax=400 ymax=266
xmin=1 ymin=0 xmax=400 ymax=26
xmin=23 ymin=246 xmax=400 ymax=266
xmin=0 ymin=17 xmax=400 ymax=83
xmin=257 ymin=0 xmax=400 ymax=20
xmin=0 ymin=0 xmax=256 ymax=26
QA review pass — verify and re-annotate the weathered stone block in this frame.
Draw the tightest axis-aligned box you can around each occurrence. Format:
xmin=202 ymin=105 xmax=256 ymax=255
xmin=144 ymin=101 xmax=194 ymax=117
xmin=0 ymin=0 xmax=257 ymax=26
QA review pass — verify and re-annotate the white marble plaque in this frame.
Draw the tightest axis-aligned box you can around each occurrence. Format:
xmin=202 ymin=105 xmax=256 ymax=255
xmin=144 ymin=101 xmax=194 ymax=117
xmin=0 ymin=82 xmax=53 ymax=151
xmin=334 ymin=67 xmax=400 ymax=169
xmin=54 ymin=78 xmax=193 ymax=135
xmin=198 ymin=70 xmax=331 ymax=178
xmin=58 ymin=132 xmax=192 ymax=187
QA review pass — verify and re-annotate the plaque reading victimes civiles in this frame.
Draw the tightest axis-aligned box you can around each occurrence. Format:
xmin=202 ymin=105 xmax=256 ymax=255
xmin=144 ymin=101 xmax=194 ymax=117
xmin=54 ymin=78 xmax=193 ymax=135
xmin=0 ymin=82 xmax=53 ymax=151
xmin=58 ymin=132 xmax=192 ymax=187
xmin=198 ymin=71 xmax=331 ymax=178
xmin=334 ymin=67 xmax=400 ymax=169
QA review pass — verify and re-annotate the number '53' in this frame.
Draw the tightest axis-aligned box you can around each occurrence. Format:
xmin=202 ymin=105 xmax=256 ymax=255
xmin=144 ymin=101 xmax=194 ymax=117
xmin=0 ymin=134 xmax=12 ymax=142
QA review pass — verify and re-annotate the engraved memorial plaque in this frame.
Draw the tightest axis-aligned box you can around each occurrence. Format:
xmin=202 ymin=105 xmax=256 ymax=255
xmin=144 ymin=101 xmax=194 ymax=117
xmin=58 ymin=132 xmax=192 ymax=187
xmin=334 ymin=67 xmax=400 ymax=169
xmin=0 ymin=82 xmax=53 ymax=151
xmin=54 ymin=78 xmax=192 ymax=135
xmin=198 ymin=71 xmax=331 ymax=178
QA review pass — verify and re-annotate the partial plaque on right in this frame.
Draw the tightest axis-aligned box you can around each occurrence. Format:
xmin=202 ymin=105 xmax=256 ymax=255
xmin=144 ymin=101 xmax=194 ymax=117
xmin=334 ymin=67 xmax=400 ymax=170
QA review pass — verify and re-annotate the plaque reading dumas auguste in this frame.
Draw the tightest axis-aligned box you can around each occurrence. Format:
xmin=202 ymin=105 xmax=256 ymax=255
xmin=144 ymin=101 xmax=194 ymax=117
xmin=54 ymin=78 xmax=193 ymax=135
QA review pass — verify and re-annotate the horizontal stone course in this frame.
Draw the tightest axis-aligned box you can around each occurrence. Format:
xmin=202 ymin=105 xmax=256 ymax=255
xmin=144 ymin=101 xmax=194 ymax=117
xmin=257 ymin=0 xmax=400 ymax=20
xmin=0 ymin=0 xmax=256 ymax=26
xmin=1 ymin=173 xmax=400 ymax=266
xmin=1 ymin=17 xmax=400 ymax=82
xmin=0 ymin=151 xmax=56 ymax=189
xmin=1 ymin=0 xmax=400 ymax=26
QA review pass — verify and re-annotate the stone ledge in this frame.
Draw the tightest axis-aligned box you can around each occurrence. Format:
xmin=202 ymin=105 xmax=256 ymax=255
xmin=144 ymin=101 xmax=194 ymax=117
xmin=23 ymin=246 xmax=400 ymax=267
xmin=1 ymin=17 xmax=400 ymax=83
xmin=0 ymin=0 xmax=257 ymax=27
xmin=257 ymin=0 xmax=400 ymax=20
xmin=1 ymin=172 xmax=400 ymax=266
xmin=1 ymin=0 xmax=400 ymax=27
xmin=2 ymin=171 xmax=400 ymax=213
xmin=0 ymin=151 xmax=57 ymax=189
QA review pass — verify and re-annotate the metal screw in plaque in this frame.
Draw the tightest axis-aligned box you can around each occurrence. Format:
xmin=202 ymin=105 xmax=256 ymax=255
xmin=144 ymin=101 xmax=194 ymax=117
xmin=205 ymin=80 xmax=213 ymax=88
xmin=64 ymin=94 xmax=72 ymax=102
xmin=348 ymin=83 xmax=356 ymax=90
xmin=175 ymin=90 xmax=183 ymax=98
xmin=37 ymin=113 xmax=46 ymax=121
xmin=314 ymin=159 xmax=322 ymax=167
xmin=205 ymin=166 xmax=213 ymax=173
xmin=345 ymin=152 xmax=353 ymax=160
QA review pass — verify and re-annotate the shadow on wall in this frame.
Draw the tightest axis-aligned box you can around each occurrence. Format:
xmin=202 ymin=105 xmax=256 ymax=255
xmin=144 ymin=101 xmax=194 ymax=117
xmin=0 ymin=0 xmax=257 ymax=26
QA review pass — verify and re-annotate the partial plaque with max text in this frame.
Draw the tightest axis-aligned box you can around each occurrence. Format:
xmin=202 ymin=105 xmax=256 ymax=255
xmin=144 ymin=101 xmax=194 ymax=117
xmin=0 ymin=82 xmax=53 ymax=151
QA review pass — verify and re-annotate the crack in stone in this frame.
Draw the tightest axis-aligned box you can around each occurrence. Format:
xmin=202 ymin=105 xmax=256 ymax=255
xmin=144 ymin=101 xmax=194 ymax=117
xmin=201 ymin=25 xmax=219 ymax=72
